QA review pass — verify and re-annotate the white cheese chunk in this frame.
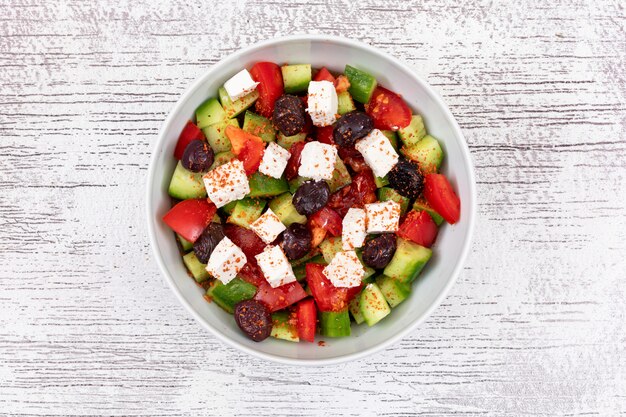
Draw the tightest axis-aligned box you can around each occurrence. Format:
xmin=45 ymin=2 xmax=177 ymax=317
xmin=206 ymin=236 xmax=247 ymax=284
xmin=298 ymin=141 xmax=337 ymax=180
xmin=224 ymin=69 xmax=259 ymax=102
xmin=255 ymin=245 xmax=296 ymax=288
xmin=342 ymin=208 xmax=367 ymax=250
xmin=203 ymin=159 xmax=250 ymax=208
xmin=355 ymin=129 xmax=399 ymax=178
xmin=323 ymin=250 xmax=364 ymax=288
xmin=250 ymin=208 xmax=287 ymax=244
xmin=306 ymin=80 xmax=338 ymax=127
xmin=258 ymin=142 xmax=290 ymax=179
xmin=365 ymin=200 xmax=402 ymax=233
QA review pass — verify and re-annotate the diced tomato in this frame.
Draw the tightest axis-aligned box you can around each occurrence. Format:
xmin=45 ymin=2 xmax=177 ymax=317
xmin=162 ymin=199 xmax=216 ymax=243
xmin=254 ymin=281 xmax=307 ymax=312
xmin=316 ymin=125 xmax=335 ymax=145
xmin=423 ymin=174 xmax=461 ymax=224
xmin=313 ymin=67 xmax=336 ymax=83
xmin=338 ymin=146 xmax=368 ymax=173
xmin=284 ymin=140 xmax=305 ymax=181
xmin=334 ymin=75 xmax=350 ymax=93
xmin=365 ymin=86 xmax=412 ymax=131
xmin=397 ymin=210 xmax=438 ymax=247
xmin=309 ymin=207 xmax=342 ymax=236
xmin=305 ymin=264 xmax=360 ymax=312
xmin=225 ymin=125 xmax=265 ymax=175
xmin=223 ymin=224 xmax=266 ymax=259
xmin=328 ymin=169 xmax=377 ymax=217
xmin=310 ymin=226 xmax=327 ymax=248
xmin=250 ymin=62 xmax=284 ymax=118
xmin=174 ymin=121 xmax=205 ymax=160
xmin=238 ymin=262 xmax=266 ymax=287
xmin=296 ymin=298 xmax=317 ymax=342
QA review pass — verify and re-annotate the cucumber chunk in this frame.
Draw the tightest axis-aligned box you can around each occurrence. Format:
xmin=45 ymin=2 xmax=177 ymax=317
xmin=398 ymin=114 xmax=426 ymax=147
xmin=344 ymin=65 xmax=377 ymax=104
xmin=242 ymin=110 xmax=276 ymax=142
xmin=206 ymin=278 xmax=257 ymax=314
xmin=168 ymin=161 xmax=207 ymax=200
xmin=319 ymin=310 xmax=351 ymax=337
xmin=377 ymin=187 xmax=410 ymax=215
xmin=348 ymin=295 xmax=365 ymax=324
xmin=290 ymin=251 xmax=322 ymax=267
xmin=268 ymin=193 xmax=307 ymax=226
xmin=281 ymin=64 xmax=311 ymax=94
xmin=209 ymin=150 xmax=235 ymax=171
xmin=271 ymin=310 xmax=299 ymax=342
xmin=359 ymin=283 xmax=391 ymax=326
xmin=413 ymin=199 xmax=444 ymax=226
xmin=248 ymin=172 xmax=289 ymax=198
xmin=354 ymin=250 xmax=375 ymax=280
xmin=220 ymin=200 xmax=238 ymax=216
xmin=402 ymin=135 xmax=443 ymax=174
xmin=227 ymin=198 xmax=266 ymax=229
xmin=337 ymin=91 xmax=356 ymax=115
xmin=328 ymin=156 xmax=352 ymax=193
xmin=277 ymin=132 xmax=306 ymax=150
xmin=203 ymin=118 xmax=239 ymax=153
xmin=383 ymin=238 xmax=432 ymax=284
xmin=218 ymin=86 xmax=259 ymax=119
xmin=183 ymin=251 xmax=209 ymax=282
xmin=374 ymin=175 xmax=389 ymax=188
xmin=319 ymin=237 xmax=343 ymax=263
xmin=288 ymin=176 xmax=308 ymax=194
xmin=177 ymin=233 xmax=193 ymax=252
xmin=196 ymin=97 xmax=226 ymax=129
xmin=376 ymin=275 xmax=411 ymax=308
xmin=381 ymin=130 xmax=399 ymax=151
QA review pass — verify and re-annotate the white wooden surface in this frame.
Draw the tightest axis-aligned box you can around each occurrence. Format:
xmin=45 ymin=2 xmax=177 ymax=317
xmin=1 ymin=0 xmax=625 ymax=415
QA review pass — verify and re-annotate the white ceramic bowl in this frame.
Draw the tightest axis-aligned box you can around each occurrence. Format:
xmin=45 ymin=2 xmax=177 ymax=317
xmin=146 ymin=35 xmax=476 ymax=365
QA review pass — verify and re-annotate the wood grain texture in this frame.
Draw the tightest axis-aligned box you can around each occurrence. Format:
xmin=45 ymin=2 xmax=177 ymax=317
xmin=1 ymin=0 xmax=625 ymax=415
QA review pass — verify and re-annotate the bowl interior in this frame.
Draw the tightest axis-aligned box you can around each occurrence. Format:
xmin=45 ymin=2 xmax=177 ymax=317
xmin=148 ymin=37 xmax=475 ymax=364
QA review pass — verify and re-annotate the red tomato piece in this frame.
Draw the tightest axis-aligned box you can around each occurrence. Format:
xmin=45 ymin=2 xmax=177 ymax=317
xmin=365 ymin=86 xmax=412 ymax=131
xmin=397 ymin=210 xmax=438 ymax=247
xmin=423 ymin=174 xmax=461 ymax=224
xmin=284 ymin=141 xmax=305 ymax=181
xmin=254 ymin=281 xmax=308 ymax=312
xmin=338 ymin=146 xmax=368 ymax=173
xmin=313 ymin=67 xmax=336 ymax=83
xmin=225 ymin=125 xmax=265 ymax=175
xmin=238 ymin=262 xmax=266 ymax=287
xmin=250 ymin=62 xmax=284 ymax=118
xmin=328 ymin=169 xmax=377 ymax=217
xmin=316 ymin=125 xmax=335 ymax=145
xmin=305 ymin=264 xmax=359 ymax=312
xmin=223 ymin=224 xmax=267 ymax=259
xmin=309 ymin=207 xmax=343 ymax=236
xmin=174 ymin=121 xmax=205 ymax=160
xmin=296 ymin=298 xmax=317 ymax=342
xmin=162 ymin=199 xmax=216 ymax=243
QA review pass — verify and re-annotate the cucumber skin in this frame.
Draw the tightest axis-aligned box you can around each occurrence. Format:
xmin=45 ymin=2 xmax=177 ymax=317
xmin=168 ymin=161 xmax=207 ymax=200
xmin=177 ymin=233 xmax=194 ymax=252
xmin=276 ymin=132 xmax=306 ymax=150
xmin=206 ymin=278 xmax=257 ymax=314
xmin=247 ymin=173 xmax=289 ymax=198
xmin=359 ymin=283 xmax=391 ymax=326
xmin=183 ymin=252 xmax=209 ymax=282
xmin=344 ymin=65 xmax=378 ymax=104
xmin=271 ymin=311 xmax=299 ymax=342
xmin=337 ymin=91 xmax=356 ymax=115
xmin=413 ymin=200 xmax=444 ymax=226
xmin=348 ymin=295 xmax=365 ymax=324
xmin=281 ymin=64 xmax=312 ymax=94
xmin=319 ymin=310 xmax=351 ymax=337
xmin=397 ymin=114 xmax=426 ymax=147
xmin=383 ymin=238 xmax=433 ymax=284
xmin=376 ymin=275 xmax=411 ymax=308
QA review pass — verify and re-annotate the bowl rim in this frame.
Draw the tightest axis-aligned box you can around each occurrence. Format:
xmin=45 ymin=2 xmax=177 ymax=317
xmin=146 ymin=34 xmax=477 ymax=366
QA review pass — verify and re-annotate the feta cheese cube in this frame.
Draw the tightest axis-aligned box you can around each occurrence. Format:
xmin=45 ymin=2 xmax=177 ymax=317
xmin=342 ymin=208 xmax=367 ymax=250
xmin=255 ymin=245 xmax=296 ymax=288
xmin=203 ymin=159 xmax=250 ymax=208
xmin=258 ymin=142 xmax=290 ymax=179
xmin=250 ymin=208 xmax=286 ymax=244
xmin=224 ymin=69 xmax=259 ymax=102
xmin=206 ymin=236 xmax=247 ymax=284
xmin=365 ymin=200 xmax=402 ymax=233
xmin=355 ymin=129 xmax=399 ymax=178
xmin=323 ymin=250 xmax=364 ymax=288
xmin=298 ymin=141 xmax=337 ymax=180
xmin=307 ymin=80 xmax=338 ymax=127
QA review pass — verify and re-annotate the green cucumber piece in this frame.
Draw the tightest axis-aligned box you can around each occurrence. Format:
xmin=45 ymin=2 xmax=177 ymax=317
xmin=202 ymin=118 xmax=239 ymax=153
xmin=243 ymin=110 xmax=276 ymax=142
xmin=268 ymin=193 xmax=307 ymax=226
xmin=177 ymin=233 xmax=193 ymax=252
xmin=206 ymin=278 xmax=257 ymax=313
xmin=402 ymin=135 xmax=443 ymax=174
xmin=328 ymin=157 xmax=352 ymax=192
xmin=348 ymin=295 xmax=365 ymax=324
xmin=359 ymin=283 xmax=391 ymax=326
xmin=209 ymin=150 xmax=235 ymax=171
xmin=227 ymin=198 xmax=266 ymax=229
xmin=271 ymin=310 xmax=299 ymax=342
xmin=376 ymin=275 xmax=411 ymax=308
xmin=354 ymin=250 xmax=375 ymax=280
xmin=377 ymin=187 xmax=410 ymax=215
xmin=374 ymin=175 xmax=389 ymax=188
xmin=337 ymin=91 xmax=356 ymax=115
xmin=344 ymin=65 xmax=377 ymax=104
xmin=248 ymin=172 xmax=289 ymax=198
xmin=398 ymin=114 xmax=426 ymax=147
xmin=183 ymin=251 xmax=209 ymax=282
xmin=281 ymin=64 xmax=311 ymax=94
xmin=319 ymin=310 xmax=351 ymax=337
xmin=218 ymin=86 xmax=259 ymax=119
xmin=290 ymin=250 xmax=322 ymax=267
xmin=319 ymin=237 xmax=343 ymax=263
xmin=288 ymin=176 xmax=308 ymax=194
xmin=195 ymin=97 xmax=226 ymax=129
xmin=276 ymin=132 xmax=306 ymax=150
xmin=413 ymin=199 xmax=444 ymax=226
xmin=381 ymin=130 xmax=399 ymax=151
xmin=221 ymin=200 xmax=238 ymax=216
xmin=383 ymin=238 xmax=432 ymax=284
xmin=168 ymin=161 xmax=207 ymax=200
